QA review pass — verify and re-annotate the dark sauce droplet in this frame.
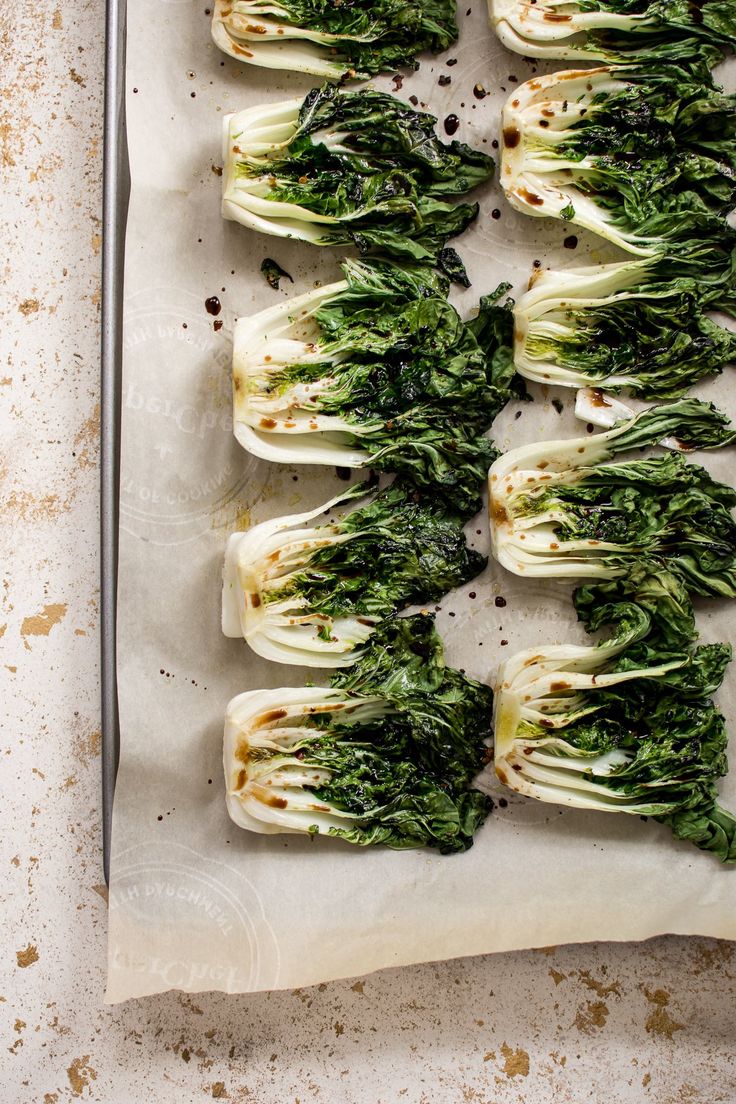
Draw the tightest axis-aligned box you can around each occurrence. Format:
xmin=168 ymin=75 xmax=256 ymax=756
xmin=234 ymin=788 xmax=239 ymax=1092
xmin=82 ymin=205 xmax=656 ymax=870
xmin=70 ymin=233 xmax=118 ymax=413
xmin=495 ymin=596 xmax=507 ymax=608
xmin=439 ymin=74 xmax=451 ymax=87
xmin=213 ymin=319 xmax=223 ymax=332
xmin=444 ymin=113 xmax=460 ymax=136
xmin=473 ymin=83 xmax=488 ymax=100
xmin=335 ymin=467 xmax=351 ymax=481
xmin=564 ymin=235 xmax=579 ymax=249
xmin=491 ymin=208 xmax=501 ymax=220
xmin=205 ymin=296 xmax=221 ymax=316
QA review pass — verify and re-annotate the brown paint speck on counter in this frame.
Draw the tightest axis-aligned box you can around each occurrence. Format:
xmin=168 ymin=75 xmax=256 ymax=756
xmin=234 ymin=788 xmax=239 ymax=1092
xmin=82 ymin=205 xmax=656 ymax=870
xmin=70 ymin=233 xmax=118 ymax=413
xmin=16 ymin=943 xmax=39 ymax=968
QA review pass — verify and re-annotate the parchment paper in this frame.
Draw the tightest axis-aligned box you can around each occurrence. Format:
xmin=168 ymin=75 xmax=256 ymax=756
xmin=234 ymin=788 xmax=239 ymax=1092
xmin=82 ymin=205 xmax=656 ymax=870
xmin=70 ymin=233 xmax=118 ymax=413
xmin=105 ymin=0 xmax=736 ymax=1002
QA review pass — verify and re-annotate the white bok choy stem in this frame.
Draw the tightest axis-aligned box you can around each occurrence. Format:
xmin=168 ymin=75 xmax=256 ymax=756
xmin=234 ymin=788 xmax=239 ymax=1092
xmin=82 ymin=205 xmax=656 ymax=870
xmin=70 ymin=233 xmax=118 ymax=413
xmin=514 ymin=258 xmax=657 ymax=389
xmin=490 ymin=0 xmax=651 ymax=60
xmin=224 ymin=687 xmax=389 ymax=835
xmin=222 ymin=101 xmax=344 ymax=242
xmin=500 ymin=69 xmax=656 ymax=255
xmin=212 ymin=0 xmax=368 ymax=78
xmin=222 ymin=486 xmax=377 ymax=668
xmin=231 ymin=278 xmax=376 ymax=468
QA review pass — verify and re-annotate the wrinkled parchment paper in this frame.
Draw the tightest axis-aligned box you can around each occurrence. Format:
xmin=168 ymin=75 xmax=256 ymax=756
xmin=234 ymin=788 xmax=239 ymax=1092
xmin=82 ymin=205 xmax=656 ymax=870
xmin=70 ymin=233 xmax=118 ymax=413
xmin=106 ymin=0 xmax=736 ymax=1002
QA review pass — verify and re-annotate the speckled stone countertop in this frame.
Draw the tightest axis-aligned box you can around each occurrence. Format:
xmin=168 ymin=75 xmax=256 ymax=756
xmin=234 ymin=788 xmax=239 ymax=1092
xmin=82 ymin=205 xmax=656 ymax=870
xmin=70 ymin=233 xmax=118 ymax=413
xmin=2 ymin=4 xmax=736 ymax=1101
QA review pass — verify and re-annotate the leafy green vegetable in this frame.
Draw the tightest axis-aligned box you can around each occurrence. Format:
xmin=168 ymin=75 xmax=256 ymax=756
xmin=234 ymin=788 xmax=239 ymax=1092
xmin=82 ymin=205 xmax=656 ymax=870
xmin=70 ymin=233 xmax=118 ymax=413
xmin=223 ymin=85 xmax=495 ymax=283
xmin=260 ymin=257 xmax=294 ymax=290
xmin=233 ymin=258 xmax=517 ymax=513
xmin=491 ymin=0 xmax=735 ymax=68
xmin=514 ymin=254 xmax=736 ymax=398
xmin=501 ymin=64 xmax=736 ymax=258
xmin=212 ymin=0 xmax=457 ymax=79
xmin=489 ymin=399 xmax=736 ymax=595
xmin=222 ymin=479 xmax=487 ymax=667
xmin=224 ymin=615 xmax=493 ymax=852
xmin=494 ymin=563 xmax=736 ymax=862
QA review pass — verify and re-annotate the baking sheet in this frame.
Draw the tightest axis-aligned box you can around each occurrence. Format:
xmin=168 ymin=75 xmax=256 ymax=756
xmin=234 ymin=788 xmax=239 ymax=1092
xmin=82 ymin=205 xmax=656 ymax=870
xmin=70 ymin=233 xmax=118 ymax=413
xmin=105 ymin=0 xmax=736 ymax=1002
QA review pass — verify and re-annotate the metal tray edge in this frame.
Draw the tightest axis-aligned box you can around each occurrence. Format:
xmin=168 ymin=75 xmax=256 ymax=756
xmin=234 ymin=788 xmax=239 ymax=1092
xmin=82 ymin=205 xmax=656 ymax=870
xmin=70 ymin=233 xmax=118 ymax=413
xmin=101 ymin=0 xmax=130 ymax=885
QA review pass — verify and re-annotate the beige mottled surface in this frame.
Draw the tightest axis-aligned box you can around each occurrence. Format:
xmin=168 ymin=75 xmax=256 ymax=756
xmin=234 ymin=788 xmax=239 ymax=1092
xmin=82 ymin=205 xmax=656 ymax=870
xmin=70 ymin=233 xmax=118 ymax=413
xmin=2 ymin=2 xmax=736 ymax=1101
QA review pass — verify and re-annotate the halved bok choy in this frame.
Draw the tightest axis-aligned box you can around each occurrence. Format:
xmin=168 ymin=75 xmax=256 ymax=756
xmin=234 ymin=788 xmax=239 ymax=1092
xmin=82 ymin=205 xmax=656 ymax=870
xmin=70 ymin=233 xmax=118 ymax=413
xmin=232 ymin=258 xmax=517 ymax=513
xmin=493 ymin=565 xmax=736 ymax=862
xmin=224 ymin=614 xmax=493 ymax=852
xmin=223 ymin=479 xmax=486 ymax=667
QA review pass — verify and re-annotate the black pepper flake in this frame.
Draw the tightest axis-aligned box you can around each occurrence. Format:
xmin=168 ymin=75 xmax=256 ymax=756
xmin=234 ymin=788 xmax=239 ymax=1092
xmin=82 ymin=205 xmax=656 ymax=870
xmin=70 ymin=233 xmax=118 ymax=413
xmin=509 ymin=75 xmax=518 ymax=82
xmin=408 ymin=94 xmax=419 ymax=106
xmin=500 ymin=639 xmax=509 ymax=646
xmin=448 ymin=611 xmax=456 ymax=617
xmin=439 ymin=74 xmax=451 ymax=87
xmin=514 ymin=409 xmax=522 ymax=419
xmin=551 ymin=397 xmax=564 ymax=414
xmin=469 ymin=591 xmax=477 ymax=600
xmin=446 ymin=57 xmax=458 ymax=66
xmin=498 ymin=798 xmax=508 ymax=808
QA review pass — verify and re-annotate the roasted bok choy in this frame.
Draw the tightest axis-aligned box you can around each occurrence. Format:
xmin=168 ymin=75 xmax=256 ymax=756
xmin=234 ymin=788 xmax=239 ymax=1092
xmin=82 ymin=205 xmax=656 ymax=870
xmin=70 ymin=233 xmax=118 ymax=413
xmin=224 ymin=614 xmax=493 ymax=852
xmin=513 ymin=255 xmax=736 ymax=398
xmin=489 ymin=399 xmax=736 ymax=594
xmin=222 ymin=480 xmax=486 ymax=667
xmin=500 ymin=66 xmax=736 ymax=257
xmin=490 ymin=0 xmax=736 ymax=67
xmin=232 ymin=259 xmax=516 ymax=511
xmin=212 ymin=0 xmax=457 ymax=80
xmin=222 ymin=85 xmax=495 ymax=284
xmin=494 ymin=564 xmax=736 ymax=862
